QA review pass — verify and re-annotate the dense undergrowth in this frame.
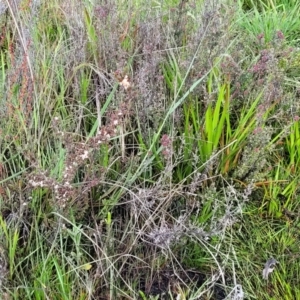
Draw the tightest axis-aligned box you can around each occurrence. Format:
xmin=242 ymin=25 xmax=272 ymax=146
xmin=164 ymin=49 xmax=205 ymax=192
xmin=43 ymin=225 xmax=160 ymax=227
xmin=1 ymin=0 xmax=300 ymax=299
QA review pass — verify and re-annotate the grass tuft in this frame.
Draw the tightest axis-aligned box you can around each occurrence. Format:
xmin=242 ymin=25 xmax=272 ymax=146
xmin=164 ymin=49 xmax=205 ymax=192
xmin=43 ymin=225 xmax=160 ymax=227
xmin=1 ymin=0 xmax=300 ymax=299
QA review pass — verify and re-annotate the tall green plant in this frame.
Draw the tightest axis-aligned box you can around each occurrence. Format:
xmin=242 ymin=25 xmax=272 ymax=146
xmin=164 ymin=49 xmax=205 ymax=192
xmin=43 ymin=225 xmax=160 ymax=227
xmin=285 ymin=118 xmax=300 ymax=173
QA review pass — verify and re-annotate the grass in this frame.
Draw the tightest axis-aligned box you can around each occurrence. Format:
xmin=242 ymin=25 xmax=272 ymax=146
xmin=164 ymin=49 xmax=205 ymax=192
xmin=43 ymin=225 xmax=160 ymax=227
xmin=1 ymin=0 xmax=300 ymax=299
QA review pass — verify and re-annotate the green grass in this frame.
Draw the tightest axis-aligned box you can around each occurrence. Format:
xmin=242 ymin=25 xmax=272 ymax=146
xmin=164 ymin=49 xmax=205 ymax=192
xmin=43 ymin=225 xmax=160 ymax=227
xmin=1 ymin=0 xmax=300 ymax=299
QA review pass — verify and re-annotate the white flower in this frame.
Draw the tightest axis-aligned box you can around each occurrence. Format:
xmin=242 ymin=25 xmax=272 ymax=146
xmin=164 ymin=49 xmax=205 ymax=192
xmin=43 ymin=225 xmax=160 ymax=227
xmin=80 ymin=150 xmax=89 ymax=160
xmin=120 ymin=75 xmax=131 ymax=90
